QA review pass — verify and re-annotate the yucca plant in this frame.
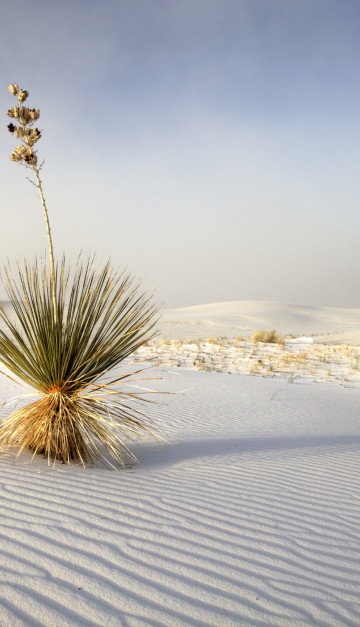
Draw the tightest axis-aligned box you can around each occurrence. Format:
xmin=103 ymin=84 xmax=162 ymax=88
xmin=0 ymin=83 xmax=159 ymax=466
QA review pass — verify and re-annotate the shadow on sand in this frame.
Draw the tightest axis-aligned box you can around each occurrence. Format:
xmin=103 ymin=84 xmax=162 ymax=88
xmin=132 ymin=433 xmax=360 ymax=469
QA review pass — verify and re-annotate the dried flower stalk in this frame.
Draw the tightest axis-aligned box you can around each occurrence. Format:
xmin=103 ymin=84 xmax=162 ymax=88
xmin=7 ymin=83 xmax=57 ymax=322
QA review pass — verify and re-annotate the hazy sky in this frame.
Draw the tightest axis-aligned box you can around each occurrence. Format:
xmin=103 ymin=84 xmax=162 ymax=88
xmin=1 ymin=0 xmax=360 ymax=308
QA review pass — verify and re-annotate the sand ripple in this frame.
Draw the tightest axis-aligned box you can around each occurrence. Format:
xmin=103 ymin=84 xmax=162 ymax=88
xmin=0 ymin=371 xmax=359 ymax=625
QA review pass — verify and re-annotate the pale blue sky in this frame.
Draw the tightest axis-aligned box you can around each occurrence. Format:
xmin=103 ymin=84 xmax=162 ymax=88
xmin=1 ymin=0 xmax=360 ymax=307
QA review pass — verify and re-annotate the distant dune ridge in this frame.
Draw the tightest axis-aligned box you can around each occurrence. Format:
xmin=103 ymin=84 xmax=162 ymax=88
xmin=159 ymin=300 xmax=360 ymax=344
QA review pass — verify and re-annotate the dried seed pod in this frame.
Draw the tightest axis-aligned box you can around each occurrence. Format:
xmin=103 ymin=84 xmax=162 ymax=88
xmin=15 ymin=126 xmax=26 ymax=140
xmin=7 ymin=107 xmax=17 ymax=118
xmin=29 ymin=109 xmax=40 ymax=122
xmin=24 ymin=152 xmax=37 ymax=165
xmin=19 ymin=145 xmax=26 ymax=153
xmin=8 ymin=83 xmax=19 ymax=96
xmin=18 ymin=89 xmax=29 ymax=103
xmin=7 ymin=123 xmax=16 ymax=133
xmin=14 ymin=145 xmax=27 ymax=156
xmin=29 ymin=128 xmax=41 ymax=140
xmin=10 ymin=144 xmax=27 ymax=162
xmin=10 ymin=151 xmax=22 ymax=162
xmin=19 ymin=107 xmax=31 ymax=123
xmin=25 ymin=128 xmax=41 ymax=146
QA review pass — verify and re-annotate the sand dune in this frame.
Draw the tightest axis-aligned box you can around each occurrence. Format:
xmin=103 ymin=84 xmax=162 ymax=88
xmin=160 ymin=300 xmax=360 ymax=344
xmin=0 ymin=302 xmax=360 ymax=624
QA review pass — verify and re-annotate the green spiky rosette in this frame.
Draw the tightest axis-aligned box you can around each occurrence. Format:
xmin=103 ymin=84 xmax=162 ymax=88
xmin=0 ymin=258 xmax=159 ymax=466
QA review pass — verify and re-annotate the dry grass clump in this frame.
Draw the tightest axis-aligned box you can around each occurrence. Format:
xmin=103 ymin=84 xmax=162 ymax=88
xmin=207 ymin=337 xmax=219 ymax=344
xmin=0 ymin=83 xmax=159 ymax=467
xmin=282 ymin=351 xmax=308 ymax=366
xmin=251 ymin=329 xmax=285 ymax=345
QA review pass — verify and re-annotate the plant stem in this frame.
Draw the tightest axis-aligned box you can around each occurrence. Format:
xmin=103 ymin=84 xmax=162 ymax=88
xmin=33 ymin=165 xmax=57 ymax=324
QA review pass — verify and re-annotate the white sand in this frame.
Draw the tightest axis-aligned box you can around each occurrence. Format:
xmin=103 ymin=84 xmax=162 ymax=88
xmin=160 ymin=300 xmax=360 ymax=345
xmin=0 ymin=301 xmax=359 ymax=625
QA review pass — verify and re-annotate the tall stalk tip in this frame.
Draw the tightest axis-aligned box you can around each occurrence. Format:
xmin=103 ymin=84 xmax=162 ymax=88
xmin=7 ymin=83 xmax=57 ymax=322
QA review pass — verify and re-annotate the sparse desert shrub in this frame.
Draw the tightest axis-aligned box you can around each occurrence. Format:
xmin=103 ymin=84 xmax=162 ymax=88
xmin=282 ymin=351 xmax=308 ymax=366
xmin=0 ymin=83 xmax=159 ymax=466
xmin=250 ymin=329 xmax=284 ymax=345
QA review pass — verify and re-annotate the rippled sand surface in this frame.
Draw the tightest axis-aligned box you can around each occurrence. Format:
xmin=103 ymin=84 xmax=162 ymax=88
xmin=0 ymin=368 xmax=359 ymax=625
